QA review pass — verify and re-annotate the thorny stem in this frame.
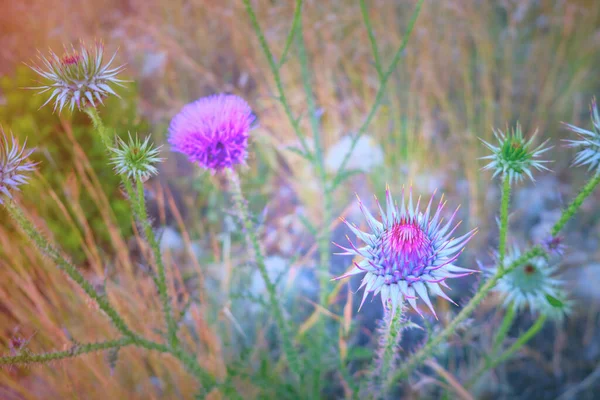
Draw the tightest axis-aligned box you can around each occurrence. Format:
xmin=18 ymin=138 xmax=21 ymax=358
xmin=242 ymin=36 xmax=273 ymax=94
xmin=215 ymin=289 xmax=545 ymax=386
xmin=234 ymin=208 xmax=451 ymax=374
xmin=135 ymin=178 xmax=179 ymax=349
xmin=552 ymin=173 xmax=600 ymax=235
xmin=76 ymin=108 xmax=217 ymax=391
xmin=87 ymin=106 xmax=178 ymax=349
xmin=4 ymin=201 xmax=217 ymax=390
xmin=4 ymin=201 xmax=136 ymax=339
xmin=498 ymin=176 xmax=511 ymax=272
xmin=467 ymin=315 xmax=547 ymax=388
xmin=84 ymin=106 xmax=135 ymax=200
xmin=379 ymin=306 xmax=404 ymax=386
xmin=225 ymin=169 xmax=301 ymax=381
xmin=0 ymin=338 xmax=131 ymax=366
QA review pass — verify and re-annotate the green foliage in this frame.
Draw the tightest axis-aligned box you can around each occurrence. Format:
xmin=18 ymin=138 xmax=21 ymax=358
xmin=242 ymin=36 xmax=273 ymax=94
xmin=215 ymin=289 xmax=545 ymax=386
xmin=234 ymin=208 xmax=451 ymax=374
xmin=0 ymin=66 xmax=150 ymax=262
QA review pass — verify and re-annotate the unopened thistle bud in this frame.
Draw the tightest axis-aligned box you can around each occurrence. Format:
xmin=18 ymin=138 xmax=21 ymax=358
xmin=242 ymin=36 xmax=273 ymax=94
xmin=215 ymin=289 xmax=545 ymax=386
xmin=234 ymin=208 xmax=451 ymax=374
xmin=28 ymin=40 xmax=126 ymax=113
xmin=480 ymin=124 xmax=552 ymax=184
xmin=110 ymin=133 xmax=163 ymax=181
xmin=0 ymin=130 xmax=37 ymax=204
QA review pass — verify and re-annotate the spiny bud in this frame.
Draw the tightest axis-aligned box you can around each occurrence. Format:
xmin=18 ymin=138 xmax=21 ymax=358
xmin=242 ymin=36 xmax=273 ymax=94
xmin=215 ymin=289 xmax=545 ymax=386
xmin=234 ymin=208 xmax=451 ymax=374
xmin=480 ymin=123 xmax=552 ymax=184
xmin=563 ymin=97 xmax=600 ymax=175
xmin=0 ymin=129 xmax=37 ymax=204
xmin=110 ymin=133 xmax=163 ymax=181
xmin=484 ymin=245 xmax=572 ymax=320
xmin=28 ymin=40 xmax=126 ymax=113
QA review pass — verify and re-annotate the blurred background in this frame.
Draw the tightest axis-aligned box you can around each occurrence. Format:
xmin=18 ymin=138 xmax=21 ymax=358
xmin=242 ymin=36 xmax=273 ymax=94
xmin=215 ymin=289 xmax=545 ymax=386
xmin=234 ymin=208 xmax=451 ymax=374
xmin=1 ymin=0 xmax=600 ymax=398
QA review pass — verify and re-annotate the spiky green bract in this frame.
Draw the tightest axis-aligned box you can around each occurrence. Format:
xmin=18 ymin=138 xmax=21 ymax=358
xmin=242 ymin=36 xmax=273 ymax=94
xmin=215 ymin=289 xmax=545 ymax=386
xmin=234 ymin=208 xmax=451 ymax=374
xmin=0 ymin=130 xmax=37 ymax=204
xmin=110 ymin=133 xmax=163 ymax=181
xmin=563 ymin=98 xmax=600 ymax=174
xmin=480 ymin=123 xmax=552 ymax=184
xmin=28 ymin=40 xmax=126 ymax=113
xmin=334 ymin=186 xmax=477 ymax=318
xmin=484 ymin=246 xmax=571 ymax=320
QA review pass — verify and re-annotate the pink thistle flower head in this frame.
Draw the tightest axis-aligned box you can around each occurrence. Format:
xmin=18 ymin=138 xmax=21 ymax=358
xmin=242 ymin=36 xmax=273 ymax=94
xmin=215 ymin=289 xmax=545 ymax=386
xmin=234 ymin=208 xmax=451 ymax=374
xmin=334 ymin=186 xmax=477 ymax=318
xmin=0 ymin=129 xmax=37 ymax=204
xmin=28 ymin=40 xmax=126 ymax=113
xmin=168 ymin=94 xmax=255 ymax=172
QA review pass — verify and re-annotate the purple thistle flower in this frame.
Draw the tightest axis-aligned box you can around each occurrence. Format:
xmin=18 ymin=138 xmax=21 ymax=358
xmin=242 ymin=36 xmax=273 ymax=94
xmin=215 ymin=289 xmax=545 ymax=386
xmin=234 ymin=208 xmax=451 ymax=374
xmin=168 ymin=94 xmax=255 ymax=172
xmin=0 ymin=130 xmax=37 ymax=204
xmin=334 ymin=187 xmax=477 ymax=318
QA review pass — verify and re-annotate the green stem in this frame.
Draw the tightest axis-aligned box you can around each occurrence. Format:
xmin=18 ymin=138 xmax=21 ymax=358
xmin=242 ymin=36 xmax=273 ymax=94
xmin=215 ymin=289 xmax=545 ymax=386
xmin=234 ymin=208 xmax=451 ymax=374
xmin=0 ymin=333 xmax=216 ymax=390
xmin=334 ymin=0 xmax=424 ymax=179
xmin=225 ymin=169 xmax=301 ymax=380
xmin=380 ymin=306 xmax=403 ymax=383
xmin=83 ymin=107 xmax=218 ymax=393
xmin=0 ymin=338 xmax=132 ymax=366
xmin=278 ymin=0 xmax=302 ymax=69
xmin=4 ymin=201 xmax=136 ymax=338
xmin=498 ymin=176 xmax=511 ymax=272
xmin=242 ymin=0 xmax=311 ymax=157
xmin=84 ymin=107 xmax=112 ymax=150
xmin=84 ymin=106 xmax=136 ymax=204
xmin=135 ymin=178 xmax=179 ymax=349
xmin=492 ymin=303 xmax=516 ymax=355
xmin=552 ymin=173 xmax=600 ymax=235
xmin=86 ymin=106 xmax=177 ymax=348
xmin=359 ymin=0 xmax=384 ymax=80
xmin=294 ymin=8 xmax=334 ymax=396
xmin=387 ymin=246 xmax=544 ymax=387
xmin=467 ymin=315 xmax=546 ymax=388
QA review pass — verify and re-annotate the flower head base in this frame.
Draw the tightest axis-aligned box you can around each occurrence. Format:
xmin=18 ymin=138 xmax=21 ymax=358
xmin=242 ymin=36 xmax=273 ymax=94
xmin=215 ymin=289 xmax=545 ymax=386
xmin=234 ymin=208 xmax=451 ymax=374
xmin=110 ymin=133 xmax=163 ymax=181
xmin=563 ymin=98 xmax=600 ymax=174
xmin=334 ymin=187 xmax=477 ymax=318
xmin=484 ymin=246 xmax=571 ymax=320
xmin=480 ymin=124 xmax=551 ymax=184
xmin=28 ymin=40 xmax=126 ymax=113
xmin=168 ymin=94 xmax=255 ymax=173
xmin=0 ymin=130 xmax=37 ymax=204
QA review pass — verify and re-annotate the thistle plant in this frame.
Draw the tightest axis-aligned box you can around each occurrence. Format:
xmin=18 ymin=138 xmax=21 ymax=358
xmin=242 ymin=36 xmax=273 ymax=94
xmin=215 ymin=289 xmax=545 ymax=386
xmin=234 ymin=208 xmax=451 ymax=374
xmin=168 ymin=93 xmax=301 ymax=380
xmin=2 ymin=4 xmax=600 ymax=398
xmin=480 ymin=124 xmax=552 ymax=273
xmin=1 ymin=47 xmax=221 ymax=397
xmin=28 ymin=40 xmax=126 ymax=113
